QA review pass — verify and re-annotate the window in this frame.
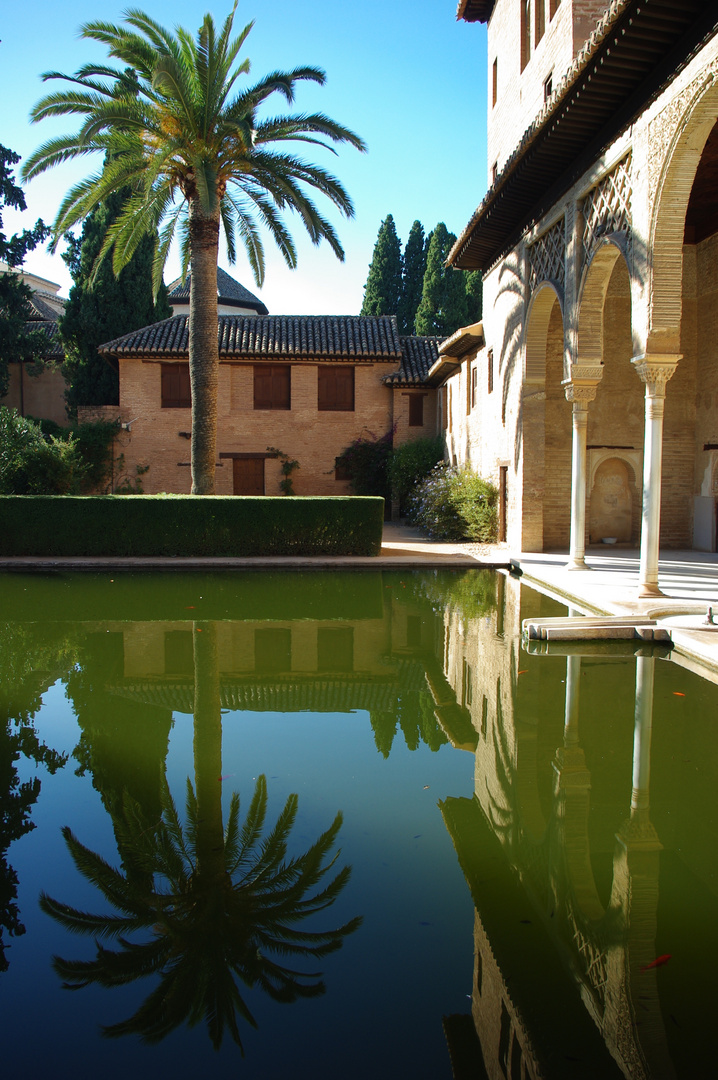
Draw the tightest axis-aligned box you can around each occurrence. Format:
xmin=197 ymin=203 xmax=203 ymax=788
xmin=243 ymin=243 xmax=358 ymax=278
xmin=471 ymin=364 xmax=478 ymax=409
xmin=408 ymin=394 xmax=424 ymax=427
xmin=488 ymin=349 xmax=494 ymax=394
xmin=255 ymin=627 xmax=291 ymax=672
xmin=161 ymin=363 xmax=191 ymax=408
xmin=521 ymin=0 xmax=531 ymax=71
xmin=334 ymin=457 xmax=351 ymax=482
xmin=492 ymin=58 xmax=498 ymax=106
xmin=492 ymin=160 xmax=498 ymax=184
xmin=317 ymin=627 xmax=354 ymax=672
xmin=318 ymin=365 xmax=354 ymax=411
xmin=164 ymin=630 xmax=193 ymax=675
xmin=535 ymin=0 xmax=545 ymax=45
xmin=544 ymin=71 xmax=553 ymax=101
xmin=550 ymin=0 xmax=561 ymax=18
xmin=254 ymin=364 xmax=290 ymax=409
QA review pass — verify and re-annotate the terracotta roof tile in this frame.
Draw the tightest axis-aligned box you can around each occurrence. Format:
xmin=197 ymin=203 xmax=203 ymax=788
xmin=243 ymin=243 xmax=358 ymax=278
xmin=383 ymin=336 xmax=442 ymax=386
xmin=168 ymin=267 xmax=269 ymax=314
xmin=99 ymin=314 xmax=405 ymax=360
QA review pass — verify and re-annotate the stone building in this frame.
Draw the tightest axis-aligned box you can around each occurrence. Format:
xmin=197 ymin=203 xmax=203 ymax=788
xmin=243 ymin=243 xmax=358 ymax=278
xmin=437 ymin=1 xmax=718 ymax=594
xmin=95 ymin=274 xmax=440 ymax=496
xmin=1 ymin=264 xmax=69 ymax=426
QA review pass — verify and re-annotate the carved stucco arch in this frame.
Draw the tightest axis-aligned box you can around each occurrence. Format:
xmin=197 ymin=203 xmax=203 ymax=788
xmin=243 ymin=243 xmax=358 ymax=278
xmin=577 ymin=238 xmax=631 ymax=364
xmin=523 ymin=282 xmax=563 ymax=385
xmin=649 ymin=72 xmax=718 ymax=352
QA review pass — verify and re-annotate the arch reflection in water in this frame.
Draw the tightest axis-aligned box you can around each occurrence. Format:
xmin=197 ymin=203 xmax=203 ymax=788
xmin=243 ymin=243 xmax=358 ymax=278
xmin=41 ymin=623 xmax=361 ymax=1051
xmin=438 ymin=576 xmax=716 ymax=1080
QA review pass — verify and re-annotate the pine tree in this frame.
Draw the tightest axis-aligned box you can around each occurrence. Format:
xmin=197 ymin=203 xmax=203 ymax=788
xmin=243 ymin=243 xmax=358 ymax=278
xmin=397 ymin=219 xmax=427 ymax=334
xmin=60 ymin=189 xmax=171 ymax=413
xmin=360 ymin=214 xmax=402 ymax=317
xmin=414 ymin=223 xmax=469 ymax=336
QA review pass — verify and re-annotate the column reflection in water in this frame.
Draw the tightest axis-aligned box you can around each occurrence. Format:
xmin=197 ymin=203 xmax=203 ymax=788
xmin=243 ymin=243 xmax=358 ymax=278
xmin=439 ymin=579 xmax=691 ymax=1080
xmin=41 ymin=619 xmax=361 ymax=1052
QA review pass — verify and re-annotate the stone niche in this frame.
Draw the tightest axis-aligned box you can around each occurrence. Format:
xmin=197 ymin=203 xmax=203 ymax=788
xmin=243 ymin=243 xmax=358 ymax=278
xmin=588 ymin=451 xmax=642 ymax=546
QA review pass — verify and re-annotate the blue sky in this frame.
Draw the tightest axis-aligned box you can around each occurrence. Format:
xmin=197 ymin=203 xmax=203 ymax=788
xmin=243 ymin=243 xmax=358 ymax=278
xmin=1 ymin=0 xmax=487 ymax=314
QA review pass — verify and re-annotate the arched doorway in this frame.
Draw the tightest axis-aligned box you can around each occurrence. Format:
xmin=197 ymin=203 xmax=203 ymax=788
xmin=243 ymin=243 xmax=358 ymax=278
xmin=577 ymin=242 xmax=643 ymax=550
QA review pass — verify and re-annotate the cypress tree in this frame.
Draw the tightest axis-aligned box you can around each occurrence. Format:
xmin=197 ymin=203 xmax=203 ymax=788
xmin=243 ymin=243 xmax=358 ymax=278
xmin=360 ymin=214 xmax=402 ymax=317
xmin=397 ymin=219 xmax=427 ymax=334
xmin=414 ymin=223 xmax=469 ymax=337
xmin=465 ymin=270 xmax=483 ymax=322
xmin=60 ymin=189 xmax=171 ymax=413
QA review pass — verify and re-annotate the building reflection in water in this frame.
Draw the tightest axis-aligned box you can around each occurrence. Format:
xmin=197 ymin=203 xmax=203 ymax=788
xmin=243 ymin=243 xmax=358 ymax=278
xmin=438 ymin=574 xmax=717 ymax=1080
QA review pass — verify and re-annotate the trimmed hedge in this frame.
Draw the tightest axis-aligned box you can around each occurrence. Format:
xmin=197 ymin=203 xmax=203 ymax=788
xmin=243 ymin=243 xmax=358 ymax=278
xmin=0 ymin=495 xmax=385 ymax=557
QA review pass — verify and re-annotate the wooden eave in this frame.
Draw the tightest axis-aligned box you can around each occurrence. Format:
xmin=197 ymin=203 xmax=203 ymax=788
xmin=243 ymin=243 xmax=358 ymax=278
xmin=456 ymin=0 xmax=494 ymax=23
xmin=439 ymin=321 xmax=485 ymax=358
xmin=450 ymin=0 xmax=718 ymax=273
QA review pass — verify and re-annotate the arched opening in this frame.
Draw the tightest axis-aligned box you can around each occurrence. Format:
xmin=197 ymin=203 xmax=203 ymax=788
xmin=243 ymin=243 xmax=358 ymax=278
xmin=588 ymin=456 xmax=640 ymax=546
xmin=522 ymin=285 xmax=568 ymax=551
xmin=577 ymin=245 xmax=643 ymax=549
xmin=683 ymin=117 xmax=718 ymax=550
xmin=650 ymin=82 xmax=718 ymax=550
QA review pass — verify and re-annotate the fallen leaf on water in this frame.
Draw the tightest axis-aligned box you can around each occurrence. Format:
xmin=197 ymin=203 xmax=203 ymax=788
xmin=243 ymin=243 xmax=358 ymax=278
xmin=518 ymin=670 xmax=528 ymax=675
xmin=673 ymin=692 xmax=685 ymax=697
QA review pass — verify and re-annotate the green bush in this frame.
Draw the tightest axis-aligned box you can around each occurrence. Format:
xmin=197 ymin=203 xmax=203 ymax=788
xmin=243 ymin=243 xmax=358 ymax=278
xmin=0 ymin=408 xmax=82 ymax=494
xmin=388 ymin=436 xmax=444 ymax=514
xmin=0 ymin=495 xmax=385 ymax=557
xmin=334 ymin=429 xmax=393 ymax=501
xmin=2 ymin=409 xmax=118 ymax=494
xmin=408 ymin=462 xmax=498 ymax=541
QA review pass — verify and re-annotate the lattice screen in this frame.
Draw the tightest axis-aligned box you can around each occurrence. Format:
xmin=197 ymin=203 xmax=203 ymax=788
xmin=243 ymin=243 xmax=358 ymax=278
xmin=582 ymin=154 xmax=632 ymax=264
xmin=527 ymin=218 xmax=566 ymax=293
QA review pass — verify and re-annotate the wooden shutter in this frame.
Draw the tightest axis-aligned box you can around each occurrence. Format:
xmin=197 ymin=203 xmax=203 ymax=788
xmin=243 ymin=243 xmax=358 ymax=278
xmin=408 ymin=395 xmax=424 ymax=427
xmin=161 ymin=363 xmax=191 ymax=408
xmin=318 ymin=366 xmax=354 ymax=411
xmin=254 ymin=365 xmax=290 ymax=409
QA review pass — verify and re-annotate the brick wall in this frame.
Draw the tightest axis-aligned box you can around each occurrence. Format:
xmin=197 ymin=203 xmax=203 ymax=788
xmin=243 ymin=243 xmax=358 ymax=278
xmin=4 ymin=365 xmax=70 ymax=427
xmin=116 ymin=358 xmax=399 ymax=496
xmin=487 ymin=1 xmax=607 ymax=183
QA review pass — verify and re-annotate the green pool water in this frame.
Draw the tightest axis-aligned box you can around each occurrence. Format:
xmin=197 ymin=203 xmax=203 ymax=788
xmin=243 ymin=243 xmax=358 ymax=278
xmin=0 ymin=569 xmax=716 ymax=1079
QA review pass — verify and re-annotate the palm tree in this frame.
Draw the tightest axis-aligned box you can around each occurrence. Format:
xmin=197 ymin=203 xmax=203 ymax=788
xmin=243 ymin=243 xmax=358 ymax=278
xmin=22 ymin=4 xmax=366 ymax=493
xmin=40 ymin=622 xmax=360 ymax=1051
xmin=40 ymin=776 xmax=360 ymax=1050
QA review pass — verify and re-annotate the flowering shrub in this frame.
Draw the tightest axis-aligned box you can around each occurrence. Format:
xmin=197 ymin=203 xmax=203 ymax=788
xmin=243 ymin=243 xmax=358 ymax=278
xmin=334 ymin=428 xmax=393 ymax=500
xmin=408 ymin=462 xmax=498 ymax=541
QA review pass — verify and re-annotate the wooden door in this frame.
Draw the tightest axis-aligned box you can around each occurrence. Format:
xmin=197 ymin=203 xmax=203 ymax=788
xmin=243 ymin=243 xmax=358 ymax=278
xmin=233 ymin=457 xmax=265 ymax=495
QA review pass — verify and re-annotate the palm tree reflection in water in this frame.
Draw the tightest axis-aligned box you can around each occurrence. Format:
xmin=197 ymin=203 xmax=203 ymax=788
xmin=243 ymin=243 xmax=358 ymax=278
xmin=40 ymin=622 xmax=361 ymax=1051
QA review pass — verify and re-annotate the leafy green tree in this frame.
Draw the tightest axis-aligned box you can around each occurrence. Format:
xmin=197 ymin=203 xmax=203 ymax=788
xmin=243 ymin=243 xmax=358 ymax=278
xmin=0 ymin=408 xmax=81 ymax=494
xmin=397 ymin=219 xmax=427 ymax=334
xmin=23 ymin=5 xmax=365 ymax=494
xmin=60 ymin=190 xmax=171 ymax=413
xmin=360 ymin=213 xmax=402 ymax=317
xmin=42 ymin=621 xmax=360 ymax=1051
xmin=0 ymin=622 xmax=71 ymax=972
xmin=414 ymin=223 xmax=470 ymax=337
xmin=0 ymin=146 xmax=49 ymax=398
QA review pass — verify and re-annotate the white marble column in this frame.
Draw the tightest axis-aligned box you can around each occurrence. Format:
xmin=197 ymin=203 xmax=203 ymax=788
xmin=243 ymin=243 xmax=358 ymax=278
xmin=631 ymin=655 xmax=655 ymax=816
xmin=632 ymin=355 xmax=680 ymax=597
xmin=563 ymin=367 xmax=602 ymax=570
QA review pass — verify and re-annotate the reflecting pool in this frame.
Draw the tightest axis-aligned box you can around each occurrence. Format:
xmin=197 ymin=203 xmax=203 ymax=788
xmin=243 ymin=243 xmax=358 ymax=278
xmin=0 ymin=570 xmax=716 ymax=1079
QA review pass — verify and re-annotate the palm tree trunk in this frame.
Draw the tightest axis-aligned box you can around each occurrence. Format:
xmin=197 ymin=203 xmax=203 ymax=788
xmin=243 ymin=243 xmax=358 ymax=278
xmin=192 ymin=621 xmax=225 ymax=881
xmin=188 ymin=197 xmax=220 ymax=496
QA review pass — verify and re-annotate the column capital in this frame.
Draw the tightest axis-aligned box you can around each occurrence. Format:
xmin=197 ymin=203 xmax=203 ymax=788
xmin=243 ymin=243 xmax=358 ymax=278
xmin=631 ymin=353 xmax=681 ymax=390
xmin=562 ymin=361 xmax=603 ymax=403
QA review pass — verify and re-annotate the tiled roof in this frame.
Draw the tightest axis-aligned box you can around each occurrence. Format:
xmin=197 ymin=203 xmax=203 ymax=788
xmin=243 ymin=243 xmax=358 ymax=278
xmin=383 ymin=336 xmax=442 ymax=386
xmin=99 ymin=314 xmax=404 ymax=360
xmin=168 ymin=267 xmax=269 ymax=314
xmin=27 ymin=293 xmax=64 ymax=322
xmin=22 ymin=319 xmax=64 ymax=359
